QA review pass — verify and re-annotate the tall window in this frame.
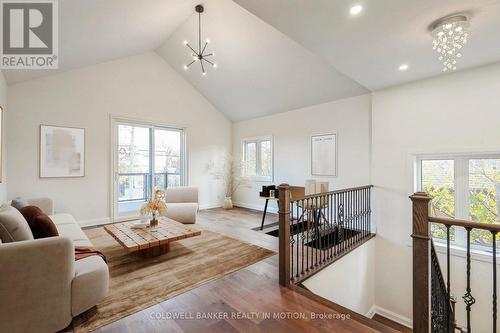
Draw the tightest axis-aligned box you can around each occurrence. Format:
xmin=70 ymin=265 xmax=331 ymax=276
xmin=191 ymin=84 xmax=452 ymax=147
xmin=114 ymin=121 xmax=186 ymax=217
xmin=418 ymin=155 xmax=500 ymax=249
xmin=242 ymin=136 xmax=273 ymax=181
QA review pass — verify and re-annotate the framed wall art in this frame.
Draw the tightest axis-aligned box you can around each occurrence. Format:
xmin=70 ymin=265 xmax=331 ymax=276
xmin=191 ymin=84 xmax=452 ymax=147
xmin=40 ymin=125 xmax=85 ymax=178
xmin=311 ymin=133 xmax=337 ymax=177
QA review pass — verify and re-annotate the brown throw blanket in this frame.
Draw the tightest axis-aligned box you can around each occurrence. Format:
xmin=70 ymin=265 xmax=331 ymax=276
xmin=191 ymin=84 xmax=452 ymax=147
xmin=75 ymin=246 xmax=107 ymax=263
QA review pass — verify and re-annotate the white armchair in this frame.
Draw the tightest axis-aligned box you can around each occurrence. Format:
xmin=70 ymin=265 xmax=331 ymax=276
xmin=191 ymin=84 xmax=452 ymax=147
xmin=163 ymin=187 xmax=199 ymax=224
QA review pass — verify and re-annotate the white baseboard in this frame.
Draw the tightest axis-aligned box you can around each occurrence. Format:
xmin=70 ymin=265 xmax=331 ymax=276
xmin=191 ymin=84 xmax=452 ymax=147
xmin=78 ymin=217 xmax=111 ymax=228
xmin=199 ymin=203 xmax=222 ymax=210
xmin=365 ymin=305 xmax=377 ymax=319
xmin=365 ymin=305 xmax=413 ymax=329
xmin=233 ymin=201 xmax=278 ymax=213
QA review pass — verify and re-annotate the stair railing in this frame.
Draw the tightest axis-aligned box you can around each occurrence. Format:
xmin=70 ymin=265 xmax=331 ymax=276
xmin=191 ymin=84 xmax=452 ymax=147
xmin=411 ymin=192 xmax=499 ymax=333
xmin=278 ymin=184 xmax=374 ymax=286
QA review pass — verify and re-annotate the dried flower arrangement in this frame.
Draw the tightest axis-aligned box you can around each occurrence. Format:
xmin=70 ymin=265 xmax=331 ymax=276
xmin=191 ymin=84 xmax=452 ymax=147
xmin=140 ymin=189 xmax=167 ymax=230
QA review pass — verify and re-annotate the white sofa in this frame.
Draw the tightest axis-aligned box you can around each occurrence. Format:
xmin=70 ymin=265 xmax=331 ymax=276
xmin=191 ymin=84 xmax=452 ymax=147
xmin=163 ymin=186 xmax=199 ymax=224
xmin=0 ymin=198 xmax=109 ymax=333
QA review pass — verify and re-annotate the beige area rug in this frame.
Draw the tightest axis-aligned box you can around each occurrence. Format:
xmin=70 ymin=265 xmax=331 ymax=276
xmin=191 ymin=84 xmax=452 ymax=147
xmin=72 ymin=227 xmax=275 ymax=333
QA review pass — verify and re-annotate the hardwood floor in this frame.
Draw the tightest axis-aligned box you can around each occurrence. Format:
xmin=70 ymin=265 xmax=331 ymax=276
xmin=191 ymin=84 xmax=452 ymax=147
xmin=80 ymin=207 xmax=395 ymax=333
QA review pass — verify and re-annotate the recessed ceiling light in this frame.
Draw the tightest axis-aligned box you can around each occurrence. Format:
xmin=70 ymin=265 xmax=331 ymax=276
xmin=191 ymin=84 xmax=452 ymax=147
xmin=350 ymin=5 xmax=363 ymax=16
xmin=399 ymin=64 xmax=409 ymax=71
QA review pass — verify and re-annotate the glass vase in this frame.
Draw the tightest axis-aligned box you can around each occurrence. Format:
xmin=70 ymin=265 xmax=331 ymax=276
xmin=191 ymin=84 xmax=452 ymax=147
xmin=150 ymin=211 xmax=159 ymax=232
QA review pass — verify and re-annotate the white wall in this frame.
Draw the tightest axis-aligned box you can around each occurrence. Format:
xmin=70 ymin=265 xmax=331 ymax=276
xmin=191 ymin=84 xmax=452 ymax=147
xmin=6 ymin=52 xmax=232 ymax=224
xmin=302 ymin=238 xmax=375 ymax=316
xmin=372 ymin=62 xmax=500 ymax=331
xmin=0 ymin=71 xmax=7 ymax=203
xmin=232 ymin=94 xmax=372 ymax=212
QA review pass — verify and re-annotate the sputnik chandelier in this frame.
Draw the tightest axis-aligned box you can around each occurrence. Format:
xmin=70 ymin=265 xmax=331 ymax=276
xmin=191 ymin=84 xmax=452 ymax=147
xmin=431 ymin=15 xmax=469 ymax=72
xmin=183 ymin=5 xmax=217 ymax=76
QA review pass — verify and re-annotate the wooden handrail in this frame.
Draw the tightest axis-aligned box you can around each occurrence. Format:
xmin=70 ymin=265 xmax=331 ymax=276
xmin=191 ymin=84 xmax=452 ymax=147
xmin=429 ymin=216 xmax=500 ymax=233
xmin=290 ymin=184 xmax=374 ymax=202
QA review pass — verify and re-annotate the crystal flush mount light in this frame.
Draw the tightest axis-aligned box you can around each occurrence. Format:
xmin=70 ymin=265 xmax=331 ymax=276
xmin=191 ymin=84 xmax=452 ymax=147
xmin=183 ymin=5 xmax=217 ymax=76
xmin=431 ymin=15 xmax=469 ymax=72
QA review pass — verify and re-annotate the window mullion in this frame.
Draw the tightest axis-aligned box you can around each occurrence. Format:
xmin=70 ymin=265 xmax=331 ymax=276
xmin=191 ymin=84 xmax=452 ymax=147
xmin=256 ymin=140 xmax=262 ymax=177
xmin=455 ymin=157 xmax=468 ymax=247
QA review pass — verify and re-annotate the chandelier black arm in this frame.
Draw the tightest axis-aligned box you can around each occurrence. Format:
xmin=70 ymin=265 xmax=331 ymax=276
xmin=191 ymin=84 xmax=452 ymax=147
xmin=201 ymin=42 xmax=208 ymax=55
xmin=186 ymin=60 xmax=196 ymax=68
xmin=204 ymin=53 xmax=213 ymax=57
xmin=200 ymin=59 xmax=205 ymax=73
xmin=202 ymin=58 xmax=214 ymax=66
xmin=185 ymin=43 xmax=198 ymax=55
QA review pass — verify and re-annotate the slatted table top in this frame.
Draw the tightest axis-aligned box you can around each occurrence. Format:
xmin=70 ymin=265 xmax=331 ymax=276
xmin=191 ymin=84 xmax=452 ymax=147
xmin=104 ymin=217 xmax=201 ymax=253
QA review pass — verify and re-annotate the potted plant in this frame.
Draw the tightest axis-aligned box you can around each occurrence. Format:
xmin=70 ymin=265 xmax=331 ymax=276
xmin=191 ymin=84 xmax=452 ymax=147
xmin=208 ymin=155 xmax=251 ymax=209
xmin=140 ymin=189 xmax=167 ymax=231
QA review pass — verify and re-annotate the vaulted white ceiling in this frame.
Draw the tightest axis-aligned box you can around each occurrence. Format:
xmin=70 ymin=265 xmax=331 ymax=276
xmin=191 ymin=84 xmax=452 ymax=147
xmin=156 ymin=0 xmax=368 ymax=121
xmin=3 ymin=0 xmax=500 ymax=121
xmin=3 ymin=0 xmax=200 ymax=84
xmin=234 ymin=0 xmax=500 ymax=90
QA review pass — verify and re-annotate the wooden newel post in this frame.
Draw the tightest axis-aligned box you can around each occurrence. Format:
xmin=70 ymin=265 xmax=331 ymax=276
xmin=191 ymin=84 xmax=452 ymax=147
xmin=278 ymin=184 xmax=291 ymax=287
xmin=410 ymin=192 xmax=432 ymax=333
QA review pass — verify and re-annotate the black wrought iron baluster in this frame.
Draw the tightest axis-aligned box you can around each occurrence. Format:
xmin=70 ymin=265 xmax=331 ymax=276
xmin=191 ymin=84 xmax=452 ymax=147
xmin=328 ymin=194 xmax=335 ymax=260
xmin=492 ymin=230 xmax=498 ymax=333
xmin=326 ymin=194 xmax=329 ymax=260
xmin=368 ymin=187 xmax=371 ymax=234
xmin=353 ymin=190 xmax=357 ymax=244
xmin=347 ymin=190 xmax=351 ymax=249
xmin=339 ymin=193 xmax=345 ymax=254
xmin=431 ymin=240 xmax=449 ymax=333
xmin=334 ymin=193 xmax=338 ymax=257
xmin=446 ymin=225 xmax=451 ymax=333
xmin=321 ymin=195 xmax=326 ymax=264
xmin=295 ymin=201 xmax=299 ymax=279
xmin=306 ymin=198 xmax=310 ymax=271
xmin=363 ymin=189 xmax=370 ymax=237
xmin=349 ymin=190 xmax=352 ymax=248
xmin=301 ymin=199 xmax=305 ymax=276
xmin=315 ymin=195 xmax=319 ymax=267
xmin=361 ymin=188 xmax=365 ymax=239
xmin=463 ymin=228 xmax=475 ymax=333
xmin=356 ymin=189 xmax=359 ymax=244
xmin=290 ymin=202 xmax=294 ymax=282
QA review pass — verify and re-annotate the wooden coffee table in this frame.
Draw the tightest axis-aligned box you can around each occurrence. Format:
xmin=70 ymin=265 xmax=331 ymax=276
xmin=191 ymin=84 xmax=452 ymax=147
xmin=104 ymin=217 xmax=201 ymax=257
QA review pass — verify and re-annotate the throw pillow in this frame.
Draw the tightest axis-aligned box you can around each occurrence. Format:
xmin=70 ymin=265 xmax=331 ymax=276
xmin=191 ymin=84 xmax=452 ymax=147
xmin=0 ymin=205 xmax=34 ymax=242
xmin=11 ymin=197 xmax=29 ymax=211
xmin=19 ymin=206 xmax=59 ymax=239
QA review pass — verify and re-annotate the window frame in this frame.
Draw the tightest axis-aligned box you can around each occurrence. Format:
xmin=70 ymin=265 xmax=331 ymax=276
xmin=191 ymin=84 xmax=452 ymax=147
xmin=241 ymin=135 xmax=274 ymax=182
xmin=110 ymin=115 xmax=188 ymax=221
xmin=416 ymin=152 xmax=500 ymax=252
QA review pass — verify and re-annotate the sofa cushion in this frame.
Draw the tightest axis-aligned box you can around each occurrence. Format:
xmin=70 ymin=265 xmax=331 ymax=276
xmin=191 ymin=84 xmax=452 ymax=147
xmin=20 ymin=206 xmax=59 ymax=239
xmin=72 ymin=255 xmax=109 ymax=316
xmin=164 ymin=202 xmax=198 ymax=224
xmin=0 ymin=205 xmax=34 ymax=242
